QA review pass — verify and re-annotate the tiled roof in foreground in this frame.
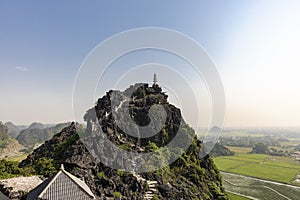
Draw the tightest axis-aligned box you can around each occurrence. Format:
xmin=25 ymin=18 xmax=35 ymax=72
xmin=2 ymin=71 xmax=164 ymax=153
xmin=27 ymin=164 xmax=96 ymax=200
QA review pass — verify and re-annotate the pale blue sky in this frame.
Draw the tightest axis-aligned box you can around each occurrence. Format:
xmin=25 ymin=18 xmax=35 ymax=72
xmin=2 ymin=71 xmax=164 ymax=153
xmin=1 ymin=1 xmax=300 ymax=127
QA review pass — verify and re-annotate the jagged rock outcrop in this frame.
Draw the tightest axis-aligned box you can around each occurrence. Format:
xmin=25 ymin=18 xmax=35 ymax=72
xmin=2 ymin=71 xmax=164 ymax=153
xmin=84 ymin=83 xmax=179 ymax=148
xmin=20 ymin=83 xmax=228 ymax=199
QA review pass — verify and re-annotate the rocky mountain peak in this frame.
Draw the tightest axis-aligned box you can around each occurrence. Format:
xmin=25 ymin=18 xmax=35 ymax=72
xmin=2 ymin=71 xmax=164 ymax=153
xmin=84 ymin=83 xmax=182 ymax=149
xmin=19 ymin=82 xmax=228 ymax=199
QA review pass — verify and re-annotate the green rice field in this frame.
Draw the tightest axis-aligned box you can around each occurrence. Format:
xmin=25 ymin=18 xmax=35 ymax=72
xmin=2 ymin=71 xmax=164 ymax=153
xmin=214 ymin=152 xmax=300 ymax=184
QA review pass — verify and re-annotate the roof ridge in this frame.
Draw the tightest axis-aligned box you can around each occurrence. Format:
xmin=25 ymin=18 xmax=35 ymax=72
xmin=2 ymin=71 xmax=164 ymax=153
xmin=61 ymin=168 xmax=96 ymax=199
xmin=38 ymin=170 xmax=62 ymax=198
xmin=29 ymin=165 xmax=96 ymax=199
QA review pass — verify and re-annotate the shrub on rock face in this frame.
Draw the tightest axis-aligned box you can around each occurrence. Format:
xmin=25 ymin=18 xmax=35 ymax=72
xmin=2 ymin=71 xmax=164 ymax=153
xmin=33 ymin=158 xmax=58 ymax=177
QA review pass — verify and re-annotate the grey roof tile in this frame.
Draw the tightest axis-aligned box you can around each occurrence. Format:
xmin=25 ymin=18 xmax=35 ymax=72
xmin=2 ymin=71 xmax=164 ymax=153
xmin=27 ymin=165 xmax=96 ymax=200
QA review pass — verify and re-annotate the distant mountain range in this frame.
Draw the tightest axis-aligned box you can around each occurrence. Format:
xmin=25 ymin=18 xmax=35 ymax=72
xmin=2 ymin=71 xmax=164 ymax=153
xmin=1 ymin=121 xmax=73 ymax=153
xmin=4 ymin=122 xmax=60 ymax=139
xmin=4 ymin=122 xmax=27 ymax=138
xmin=16 ymin=122 xmax=72 ymax=147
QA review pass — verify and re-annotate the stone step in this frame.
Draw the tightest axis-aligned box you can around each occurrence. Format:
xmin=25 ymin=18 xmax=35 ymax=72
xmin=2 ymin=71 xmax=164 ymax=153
xmin=147 ymin=180 xmax=157 ymax=182
xmin=147 ymin=181 xmax=157 ymax=184
xmin=132 ymin=172 xmax=157 ymax=200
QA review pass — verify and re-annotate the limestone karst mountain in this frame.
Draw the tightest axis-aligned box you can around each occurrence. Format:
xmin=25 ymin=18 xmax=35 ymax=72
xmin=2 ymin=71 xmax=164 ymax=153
xmin=4 ymin=122 xmax=26 ymax=139
xmin=19 ymin=83 xmax=228 ymax=199
xmin=27 ymin=122 xmax=45 ymax=130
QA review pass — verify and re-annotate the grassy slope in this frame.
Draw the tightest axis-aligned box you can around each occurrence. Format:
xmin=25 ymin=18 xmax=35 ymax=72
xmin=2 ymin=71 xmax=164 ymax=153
xmin=6 ymin=154 xmax=28 ymax=162
xmin=0 ymin=138 xmax=25 ymax=159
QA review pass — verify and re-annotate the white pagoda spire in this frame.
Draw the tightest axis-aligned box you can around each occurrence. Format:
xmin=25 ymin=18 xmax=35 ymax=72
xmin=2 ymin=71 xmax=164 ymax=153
xmin=153 ymin=73 xmax=158 ymax=85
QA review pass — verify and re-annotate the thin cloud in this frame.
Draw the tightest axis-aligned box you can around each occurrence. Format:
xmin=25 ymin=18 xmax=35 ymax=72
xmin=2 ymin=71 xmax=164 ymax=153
xmin=15 ymin=66 xmax=29 ymax=72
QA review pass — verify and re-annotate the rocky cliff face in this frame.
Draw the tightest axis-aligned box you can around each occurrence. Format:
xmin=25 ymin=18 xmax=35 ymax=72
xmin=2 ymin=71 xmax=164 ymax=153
xmin=84 ymin=83 xmax=181 ymax=148
xmin=19 ymin=123 xmax=146 ymax=199
xmin=20 ymin=83 xmax=227 ymax=199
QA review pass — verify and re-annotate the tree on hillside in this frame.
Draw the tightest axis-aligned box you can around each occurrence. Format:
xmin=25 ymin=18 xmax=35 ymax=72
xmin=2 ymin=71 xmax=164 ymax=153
xmin=251 ymin=142 xmax=268 ymax=154
xmin=209 ymin=143 xmax=235 ymax=157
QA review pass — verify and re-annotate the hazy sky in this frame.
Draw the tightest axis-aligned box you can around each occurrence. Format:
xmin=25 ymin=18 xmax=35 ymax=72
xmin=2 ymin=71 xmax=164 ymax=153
xmin=1 ymin=1 xmax=300 ymax=127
